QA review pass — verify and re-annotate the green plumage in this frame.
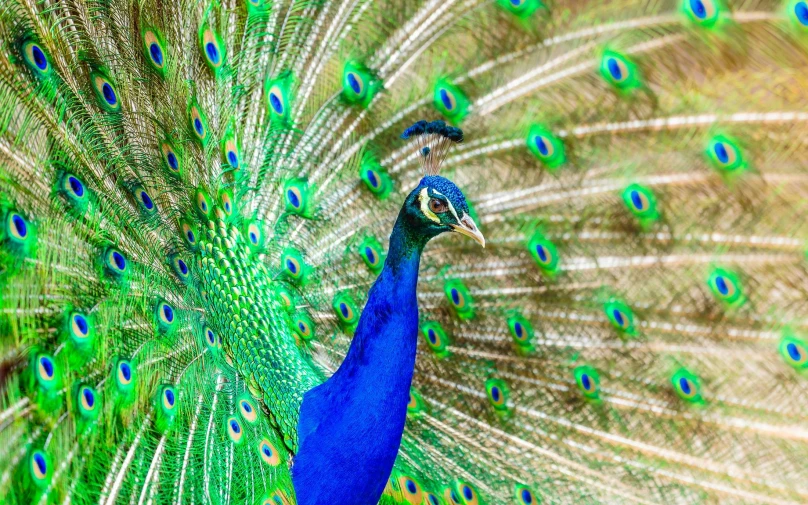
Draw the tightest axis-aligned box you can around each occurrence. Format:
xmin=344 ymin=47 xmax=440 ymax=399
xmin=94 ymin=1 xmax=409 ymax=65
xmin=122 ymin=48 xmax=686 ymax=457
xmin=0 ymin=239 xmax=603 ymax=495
xmin=1 ymin=0 xmax=808 ymax=503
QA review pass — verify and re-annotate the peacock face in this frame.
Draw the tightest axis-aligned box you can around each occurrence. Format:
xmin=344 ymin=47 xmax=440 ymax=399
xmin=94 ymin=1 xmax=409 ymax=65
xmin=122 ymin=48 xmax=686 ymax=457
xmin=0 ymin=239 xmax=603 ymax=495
xmin=406 ymin=175 xmax=484 ymax=247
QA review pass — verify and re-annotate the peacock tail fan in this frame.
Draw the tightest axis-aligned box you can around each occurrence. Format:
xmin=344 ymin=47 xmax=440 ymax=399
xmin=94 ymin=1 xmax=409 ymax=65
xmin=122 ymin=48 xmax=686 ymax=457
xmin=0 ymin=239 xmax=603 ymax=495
xmin=0 ymin=0 xmax=807 ymax=502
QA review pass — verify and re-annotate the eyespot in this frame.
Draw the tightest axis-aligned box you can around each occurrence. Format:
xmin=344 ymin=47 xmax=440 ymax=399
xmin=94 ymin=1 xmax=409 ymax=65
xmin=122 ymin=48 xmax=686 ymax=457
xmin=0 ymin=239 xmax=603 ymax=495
xmin=508 ymin=315 xmax=533 ymax=347
xmin=515 ymin=485 xmax=536 ymax=505
xmin=622 ymin=184 xmax=657 ymax=219
xmin=267 ymin=84 xmax=285 ymax=116
xmin=337 ymin=301 xmax=354 ymax=322
xmin=438 ymin=87 xmax=456 ymax=111
xmin=200 ymin=27 xmax=225 ymax=71
xmin=486 ymin=379 xmax=509 ymax=411
xmin=239 ymin=397 xmax=258 ymax=423
xmin=35 ymin=353 xmax=57 ymax=389
xmin=116 ymin=359 xmax=134 ymax=389
xmin=574 ymin=366 xmax=600 ymax=399
xmin=671 ymin=369 xmax=702 ymax=403
xmin=22 ymin=39 xmax=51 ymax=77
xmin=70 ymin=312 xmax=91 ymax=344
xmin=529 ymin=235 xmax=559 ymax=273
xmin=156 ymin=300 xmax=176 ymax=330
xmin=366 ymin=170 xmax=379 ymax=189
xmin=445 ymin=487 xmax=462 ymax=505
xmin=29 ymin=450 xmax=50 ymax=486
xmin=195 ymin=190 xmax=211 ymax=217
xmin=454 ymin=482 xmax=479 ymax=505
xmin=170 ymin=255 xmax=190 ymax=281
xmin=604 ymin=301 xmax=634 ymax=332
xmin=91 ymin=71 xmax=121 ymax=112
xmin=181 ymin=221 xmax=198 ymax=248
xmin=450 ymin=287 xmax=466 ymax=310
xmin=706 ymin=136 xmax=743 ymax=172
xmin=398 ymin=476 xmax=423 ymax=504
xmin=258 ymin=438 xmax=281 ymax=466
xmin=274 ymin=285 xmax=294 ymax=310
xmin=421 ymin=322 xmax=450 ymax=356
xmin=59 ymin=173 xmax=89 ymax=209
xmin=246 ymin=222 xmax=262 ymax=248
xmin=286 ymin=187 xmax=302 ymax=210
xmin=343 ymin=69 xmax=366 ymax=101
xmin=708 ymin=268 xmax=742 ymax=304
xmin=600 ymin=52 xmax=638 ymax=90
xmin=780 ymin=336 xmax=808 ymax=369
xmin=202 ymin=326 xmax=217 ymax=349
xmin=78 ymin=385 xmax=99 ymax=418
xmin=143 ymin=30 xmax=166 ymax=72
xmin=425 ymin=493 xmax=441 ymax=505
xmin=219 ymin=190 xmax=234 ymax=216
xmin=226 ymin=416 xmax=243 ymax=444
xmin=607 ymin=57 xmax=628 ymax=82
xmin=135 ymin=187 xmax=156 ymax=213
xmin=223 ymin=138 xmax=239 ymax=170
xmin=104 ymin=247 xmax=128 ymax=276
xmin=686 ymin=0 xmax=719 ymax=25
xmin=363 ymin=245 xmax=378 ymax=266
xmin=284 ymin=256 xmax=301 ymax=278
xmin=5 ymin=211 xmax=31 ymax=243
xmin=294 ymin=316 xmax=314 ymax=341
xmin=161 ymin=385 xmax=177 ymax=413
xmin=793 ymin=1 xmax=808 ymax=26
xmin=189 ymin=103 xmax=208 ymax=144
xmin=161 ymin=142 xmax=181 ymax=174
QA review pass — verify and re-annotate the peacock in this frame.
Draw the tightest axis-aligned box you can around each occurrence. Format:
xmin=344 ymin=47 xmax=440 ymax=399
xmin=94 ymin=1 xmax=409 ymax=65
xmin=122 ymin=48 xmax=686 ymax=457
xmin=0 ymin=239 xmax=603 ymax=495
xmin=1 ymin=0 xmax=808 ymax=501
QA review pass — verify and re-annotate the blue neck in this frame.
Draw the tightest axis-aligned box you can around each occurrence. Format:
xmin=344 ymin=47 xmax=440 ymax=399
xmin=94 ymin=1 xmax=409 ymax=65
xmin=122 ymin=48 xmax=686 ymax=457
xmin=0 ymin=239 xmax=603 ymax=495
xmin=293 ymin=215 xmax=428 ymax=505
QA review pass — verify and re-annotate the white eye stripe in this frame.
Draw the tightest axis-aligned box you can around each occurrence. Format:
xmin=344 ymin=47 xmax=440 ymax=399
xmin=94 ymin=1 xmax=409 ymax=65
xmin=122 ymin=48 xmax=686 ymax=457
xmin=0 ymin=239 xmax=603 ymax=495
xmin=445 ymin=198 xmax=460 ymax=223
xmin=419 ymin=188 xmax=440 ymax=223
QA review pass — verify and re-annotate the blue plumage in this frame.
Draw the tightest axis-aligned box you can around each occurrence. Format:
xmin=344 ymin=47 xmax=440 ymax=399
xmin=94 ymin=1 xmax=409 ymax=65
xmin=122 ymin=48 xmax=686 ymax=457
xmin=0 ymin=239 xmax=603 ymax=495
xmin=293 ymin=175 xmax=481 ymax=505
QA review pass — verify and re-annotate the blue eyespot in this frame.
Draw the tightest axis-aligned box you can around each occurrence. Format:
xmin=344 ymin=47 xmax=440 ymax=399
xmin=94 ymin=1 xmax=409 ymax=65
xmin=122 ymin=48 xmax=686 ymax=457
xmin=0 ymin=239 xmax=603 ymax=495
xmin=40 ymin=356 xmax=53 ymax=378
xmin=165 ymin=388 xmax=175 ymax=406
xmin=150 ymin=43 xmax=163 ymax=64
xmin=347 ymin=72 xmax=361 ymax=93
xmin=366 ymin=170 xmax=378 ymax=188
xmin=440 ymin=88 xmax=454 ymax=110
xmin=690 ymin=0 xmax=706 ymax=18
xmin=340 ymin=303 xmax=349 ymax=318
xmin=12 ymin=214 xmax=27 ymax=238
xmin=491 ymin=386 xmax=500 ymax=402
xmin=286 ymin=259 xmax=297 ymax=274
xmin=406 ymin=480 xmax=417 ymax=494
xmin=428 ymin=329 xmax=437 ymax=344
xmin=715 ymin=275 xmax=728 ymax=295
xmin=514 ymin=322 xmax=523 ymax=338
xmin=113 ymin=252 xmax=125 ymax=270
xmin=287 ymin=189 xmax=300 ymax=208
xmin=227 ymin=151 xmax=238 ymax=168
xmin=120 ymin=361 xmax=131 ymax=381
xmin=32 ymin=45 xmax=47 ymax=70
xmin=163 ymin=305 xmax=173 ymax=322
xmin=796 ymin=1 xmax=808 ymax=25
xmin=250 ymin=232 xmax=257 ymax=243
xmin=140 ymin=190 xmax=154 ymax=210
xmin=521 ymin=489 xmax=533 ymax=504
xmin=167 ymin=152 xmax=178 ymax=169
xmin=714 ymin=142 xmax=728 ymax=163
xmin=68 ymin=177 xmax=84 ymax=197
xmin=451 ymin=288 xmax=460 ymax=305
xmin=74 ymin=314 xmax=88 ymax=335
xmin=463 ymin=485 xmax=473 ymax=501
xmin=101 ymin=83 xmax=116 ymax=105
xmin=194 ymin=118 xmax=203 ymax=134
xmin=365 ymin=246 xmax=375 ymax=263
xmin=206 ymin=43 xmax=219 ymax=64
xmin=607 ymin=58 xmax=622 ymax=80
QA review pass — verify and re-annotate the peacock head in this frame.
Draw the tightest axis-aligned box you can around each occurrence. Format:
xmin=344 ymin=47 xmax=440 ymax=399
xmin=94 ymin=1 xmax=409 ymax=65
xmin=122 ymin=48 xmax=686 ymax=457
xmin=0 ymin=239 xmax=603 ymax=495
xmin=401 ymin=175 xmax=484 ymax=247
xmin=399 ymin=120 xmax=484 ymax=248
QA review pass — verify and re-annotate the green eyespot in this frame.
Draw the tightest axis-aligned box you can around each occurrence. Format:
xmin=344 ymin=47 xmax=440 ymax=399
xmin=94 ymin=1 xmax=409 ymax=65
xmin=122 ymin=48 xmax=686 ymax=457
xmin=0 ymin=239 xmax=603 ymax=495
xmin=600 ymin=51 xmax=641 ymax=91
xmin=161 ymin=140 xmax=182 ymax=176
xmin=342 ymin=61 xmax=382 ymax=106
xmin=199 ymin=24 xmax=226 ymax=74
xmin=780 ymin=333 xmax=808 ymax=370
xmin=433 ymin=78 xmax=470 ymax=123
xmin=244 ymin=220 xmax=264 ymax=251
xmin=421 ymin=321 xmax=451 ymax=357
xmin=21 ymin=38 xmax=53 ymax=78
xmin=114 ymin=358 xmax=136 ymax=394
xmin=683 ymin=0 xmax=722 ymax=27
xmin=359 ymin=155 xmax=393 ymax=199
xmin=181 ymin=219 xmax=199 ymax=249
xmin=226 ymin=416 xmax=244 ymax=444
xmin=27 ymin=449 xmax=51 ymax=488
xmin=284 ymin=179 xmax=312 ymax=217
xmin=604 ymin=299 xmax=636 ymax=336
xmin=32 ymin=352 xmax=59 ymax=391
xmin=485 ymin=378 xmax=510 ymax=412
xmin=574 ymin=365 xmax=600 ymax=400
xmin=265 ymin=72 xmax=294 ymax=126
xmin=622 ymin=184 xmax=659 ymax=222
xmin=527 ymin=125 xmax=566 ymax=169
xmin=527 ymin=232 xmax=559 ymax=275
xmin=143 ymin=28 xmax=167 ymax=75
xmin=507 ymin=313 xmax=534 ymax=351
xmin=707 ymin=267 xmax=744 ymax=306
xmin=222 ymin=131 xmax=241 ymax=171
xmin=281 ymin=248 xmax=307 ymax=283
xmin=77 ymin=384 xmax=100 ymax=420
xmin=333 ymin=293 xmax=360 ymax=335
xmin=514 ymin=484 xmax=538 ymax=505
xmin=706 ymin=135 xmax=745 ymax=173
xmin=358 ymin=236 xmax=385 ymax=273
xmin=238 ymin=395 xmax=259 ymax=423
xmin=188 ymin=99 xmax=210 ymax=145
xmin=67 ymin=311 xmax=94 ymax=349
xmin=292 ymin=313 xmax=315 ymax=342
xmin=103 ymin=246 xmax=129 ymax=279
xmin=3 ymin=209 xmax=36 ymax=255
xmin=444 ymin=279 xmax=475 ymax=319
xmin=671 ymin=368 xmax=703 ymax=403
xmin=90 ymin=70 xmax=121 ymax=112
xmin=258 ymin=438 xmax=281 ymax=466
xmin=155 ymin=300 xmax=177 ymax=333
xmin=58 ymin=172 xmax=90 ymax=212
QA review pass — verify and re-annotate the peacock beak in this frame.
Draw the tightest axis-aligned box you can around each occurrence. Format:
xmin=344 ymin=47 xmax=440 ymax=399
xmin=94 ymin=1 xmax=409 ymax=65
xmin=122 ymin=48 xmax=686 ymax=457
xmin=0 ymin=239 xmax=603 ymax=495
xmin=451 ymin=213 xmax=485 ymax=248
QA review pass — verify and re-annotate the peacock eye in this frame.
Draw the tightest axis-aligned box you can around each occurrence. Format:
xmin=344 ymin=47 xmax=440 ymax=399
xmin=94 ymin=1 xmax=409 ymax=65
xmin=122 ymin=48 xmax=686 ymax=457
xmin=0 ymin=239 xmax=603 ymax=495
xmin=429 ymin=198 xmax=447 ymax=213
